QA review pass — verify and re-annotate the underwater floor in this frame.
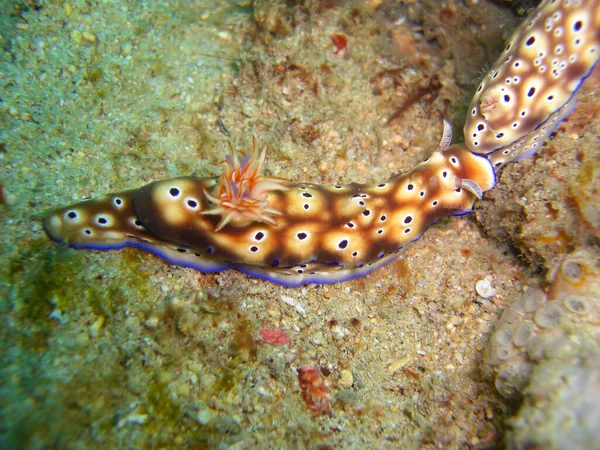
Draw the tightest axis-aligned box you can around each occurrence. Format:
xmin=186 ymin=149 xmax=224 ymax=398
xmin=1 ymin=1 xmax=600 ymax=448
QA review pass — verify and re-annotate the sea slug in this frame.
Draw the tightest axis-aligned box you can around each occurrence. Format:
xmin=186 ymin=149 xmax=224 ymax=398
xmin=44 ymin=123 xmax=494 ymax=286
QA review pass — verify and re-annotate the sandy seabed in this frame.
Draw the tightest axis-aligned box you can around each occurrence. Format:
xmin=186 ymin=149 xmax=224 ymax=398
xmin=1 ymin=1 xmax=599 ymax=448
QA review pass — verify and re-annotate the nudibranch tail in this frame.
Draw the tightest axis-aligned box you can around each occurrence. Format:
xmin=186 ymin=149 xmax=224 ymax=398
xmin=465 ymin=0 xmax=600 ymax=162
xmin=42 ymin=189 xmax=232 ymax=272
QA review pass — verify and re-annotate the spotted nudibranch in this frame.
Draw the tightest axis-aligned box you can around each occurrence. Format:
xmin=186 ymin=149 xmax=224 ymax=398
xmin=465 ymin=0 xmax=600 ymax=169
xmin=44 ymin=0 xmax=600 ymax=286
xmin=44 ymin=122 xmax=496 ymax=286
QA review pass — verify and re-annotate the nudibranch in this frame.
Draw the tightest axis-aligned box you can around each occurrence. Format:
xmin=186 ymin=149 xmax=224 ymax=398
xmin=43 ymin=122 xmax=495 ymax=286
xmin=465 ymin=0 xmax=600 ymax=169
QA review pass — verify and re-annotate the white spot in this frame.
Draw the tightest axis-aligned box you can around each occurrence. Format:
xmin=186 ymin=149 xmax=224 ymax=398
xmin=130 ymin=217 xmax=144 ymax=229
xmin=95 ymin=214 xmax=113 ymax=227
xmin=184 ymin=197 xmax=199 ymax=210
xmin=65 ymin=210 xmax=81 ymax=223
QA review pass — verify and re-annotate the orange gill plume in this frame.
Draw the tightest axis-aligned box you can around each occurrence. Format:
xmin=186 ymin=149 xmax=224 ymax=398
xmin=201 ymin=137 xmax=290 ymax=231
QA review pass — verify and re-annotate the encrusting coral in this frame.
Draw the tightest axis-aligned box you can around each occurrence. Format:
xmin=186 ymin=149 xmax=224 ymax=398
xmin=483 ymin=249 xmax=600 ymax=449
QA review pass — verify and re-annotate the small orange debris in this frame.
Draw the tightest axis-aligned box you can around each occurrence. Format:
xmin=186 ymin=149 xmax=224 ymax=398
xmin=331 ymin=34 xmax=347 ymax=54
xmin=297 ymin=365 xmax=332 ymax=416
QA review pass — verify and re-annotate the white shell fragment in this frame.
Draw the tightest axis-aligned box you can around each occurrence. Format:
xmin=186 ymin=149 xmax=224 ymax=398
xmin=476 ymin=276 xmax=497 ymax=298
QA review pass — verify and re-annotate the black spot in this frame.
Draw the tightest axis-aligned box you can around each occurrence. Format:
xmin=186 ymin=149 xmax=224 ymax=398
xmin=527 ymin=87 xmax=536 ymax=97
xmin=404 ymin=216 xmax=412 ymax=224
xmin=85 ymin=229 xmax=92 ymax=235
xmin=362 ymin=210 xmax=371 ymax=216
xmin=547 ymin=95 xmax=554 ymax=100
xmin=359 ymin=201 xmax=365 ymax=206
xmin=407 ymin=184 xmax=414 ymax=191
xmin=377 ymin=183 xmax=386 ymax=188
xmin=377 ymin=229 xmax=383 ymax=234
xmin=303 ymin=204 xmax=310 ymax=210
xmin=302 ymin=192 xmax=313 ymax=198
xmin=573 ymin=21 xmax=582 ymax=32
xmin=451 ymin=157 xmax=458 ymax=164
xmin=526 ymin=36 xmax=535 ymax=46
xmin=477 ymin=85 xmax=482 ymax=92
xmin=513 ymin=123 xmax=518 ymax=128
xmin=432 ymin=200 xmax=438 ymax=206
xmin=134 ymin=219 xmax=142 ymax=227
xmin=250 ymin=246 xmax=258 ymax=252
xmin=521 ymin=111 xmax=526 ymax=116
xmin=338 ymin=240 xmax=348 ymax=249
xmin=496 ymin=133 xmax=504 ymax=138
xmin=271 ymin=258 xmax=280 ymax=267
xmin=404 ymin=228 xmax=411 ymax=234
xmin=474 ymin=141 xmax=479 ymax=146
xmin=115 ymin=198 xmax=123 ymax=205
xmin=297 ymin=232 xmax=307 ymax=240
xmin=503 ymin=94 xmax=510 ymax=103
xmin=352 ymin=251 xmax=358 ymax=257
xmin=194 ymin=253 xmax=201 ymax=257
xmin=334 ymin=185 xmax=342 ymax=189
xmin=255 ymin=232 xmax=265 ymax=241
xmin=514 ymin=61 xmax=520 ymax=68
xmin=442 ymin=171 xmax=448 ymax=178
xmin=419 ymin=191 xmax=425 ymax=197
xmin=177 ymin=248 xmax=187 ymax=253
xmin=380 ymin=215 xmax=387 ymax=221
xmin=347 ymin=222 xmax=355 ymax=228
xmin=97 ymin=217 xmax=108 ymax=224
xmin=187 ymin=199 xmax=198 ymax=208
xmin=297 ymin=269 xmax=303 ymax=273
xmin=169 ymin=187 xmax=180 ymax=197
xmin=455 ymin=188 xmax=461 ymax=193
xmin=67 ymin=211 xmax=77 ymax=219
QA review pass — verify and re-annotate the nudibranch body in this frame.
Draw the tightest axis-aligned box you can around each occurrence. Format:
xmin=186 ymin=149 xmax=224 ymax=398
xmin=465 ymin=0 xmax=600 ymax=169
xmin=44 ymin=124 xmax=495 ymax=287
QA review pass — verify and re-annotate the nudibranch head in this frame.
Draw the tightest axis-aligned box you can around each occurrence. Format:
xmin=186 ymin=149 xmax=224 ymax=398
xmin=200 ymin=138 xmax=290 ymax=231
xmin=465 ymin=0 xmax=600 ymax=156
